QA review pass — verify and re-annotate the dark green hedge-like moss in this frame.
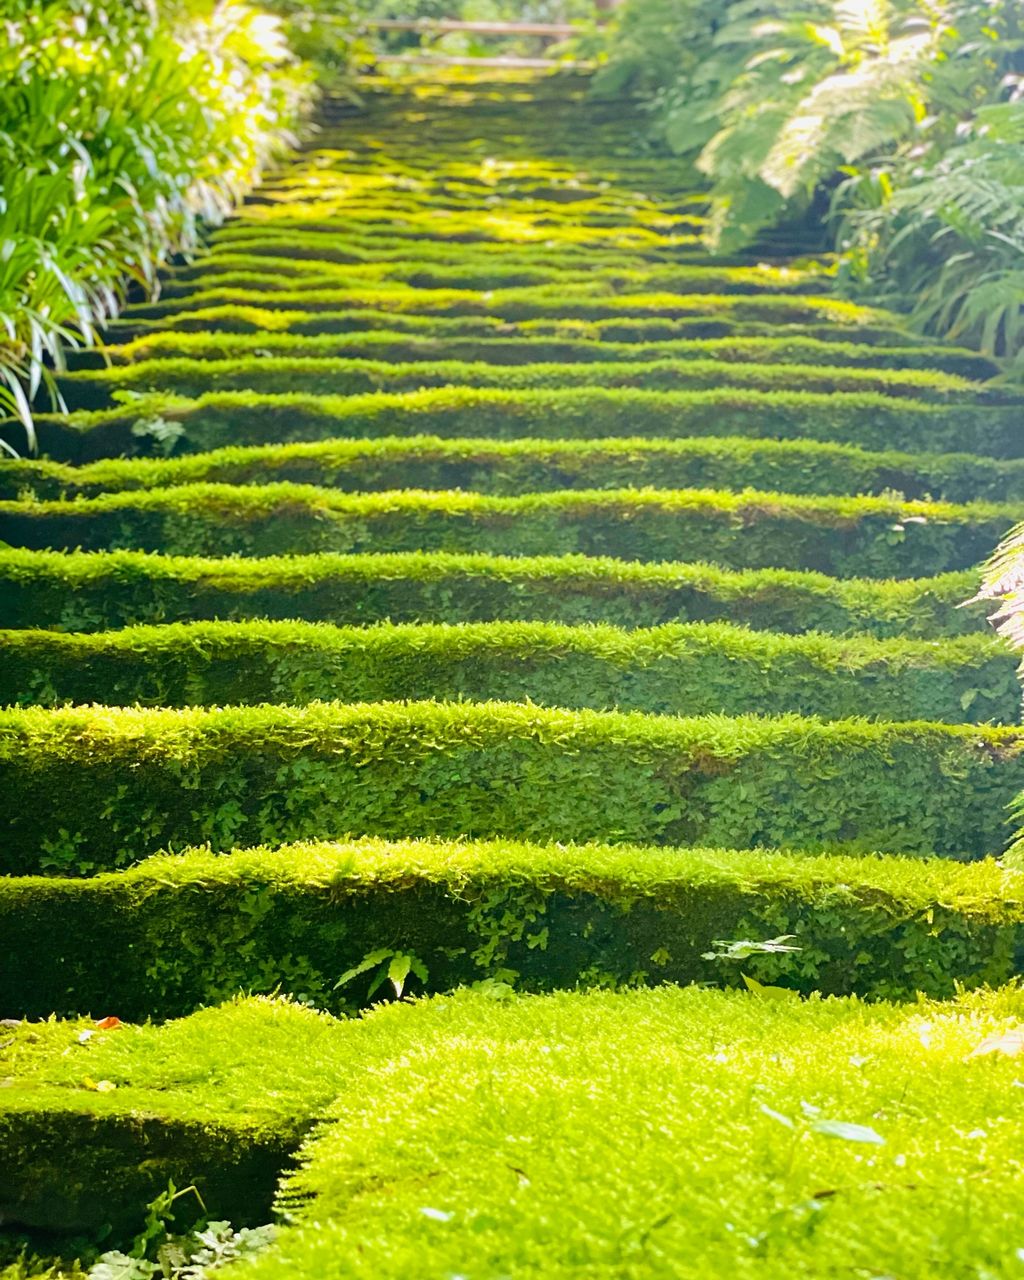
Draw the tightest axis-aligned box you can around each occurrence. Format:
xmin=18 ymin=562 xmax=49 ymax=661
xmin=0 ymin=548 xmax=987 ymax=638
xmin=4 ymin=838 xmax=1023 ymax=1019
xmin=2 ymin=701 xmax=1022 ymax=874
xmin=161 ymin=258 xmax=829 ymax=298
xmin=102 ymin=329 xmax=999 ymax=379
xmin=107 ymin=306 xmax=927 ymax=349
xmin=16 ymin=388 xmax=1024 ymax=463
xmin=3 ymin=619 xmax=1016 ymax=724
xmin=203 ymin=230 xmax=716 ymax=267
xmin=0 ymin=1109 xmax=292 ymax=1236
xmin=120 ymin=282 xmax=892 ymax=325
xmin=58 ymin=354 xmax=986 ymax=412
xmin=9 ymin=434 xmax=1024 ymax=504
xmin=1 ymin=484 xmax=1012 ymax=578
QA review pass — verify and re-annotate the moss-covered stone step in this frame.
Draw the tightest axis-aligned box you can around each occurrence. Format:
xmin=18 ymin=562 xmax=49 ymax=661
xmin=7 ymin=434 xmax=1024 ymax=505
xmin=4 ymin=618 xmax=1015 ymax=723
xmin=162 ymin=259 xmax=831 ymax=298
xmin=201 ymin=228 xmax=825 ymax=270
xmin=105 ymin=305 xmax=926 ymax=349
xmin=0 ymin=548 xmax=987 ymax=638
xmin=18 ymin=388 xmax=1022 ymax=464
xmin=95 ymin=329 xmax=998 ymax=379
xmin=0 ymin=999 xmax=351 ymax=1234
xmin=245 ymin=984 xmax=1024 ymax=1280
xmin=117 ymin=285 xmax=908 ymax=327
xmin=58 ymin=356 xmax=990 ymax=414
xmin=2 ymin=702 xmax=1022 ymax=875
xmin=2 ymin=484 xmax=1015 ymax=578
xmin=12 ymin=986 xmax=1024 ymax=1273
xmin=4 ymin=838 xmax=1023 ymax=1019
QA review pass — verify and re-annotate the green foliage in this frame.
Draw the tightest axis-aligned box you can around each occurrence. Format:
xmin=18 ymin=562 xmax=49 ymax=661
xmin=335 ymin=948 xmax=429 ymax=1001
xmin=0 ymin=547 xmax=990 ymax=639
xmin=598 ymin=0 xmax=1024 ymax=366
xmin=967 ymin=519 xmax=1024 ymax=857
xmin=2 ymin=618 xmax=1017 ymax=725
xmin=1 ymin=701 xmax=1021 ymax=875
xmin=89 ymin=1214 xmax=276 ymax=1280
xmin=0 ymin=0 xmax=311 ymax=454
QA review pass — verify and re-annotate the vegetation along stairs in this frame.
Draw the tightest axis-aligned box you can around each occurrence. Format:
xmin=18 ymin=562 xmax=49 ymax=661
xmin=5 ymin=73 xmax=1024 ymax=1273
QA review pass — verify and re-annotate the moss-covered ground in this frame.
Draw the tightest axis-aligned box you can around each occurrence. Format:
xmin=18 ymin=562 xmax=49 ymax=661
xmin=4 ymin=71 xmax=1024 ymax=1274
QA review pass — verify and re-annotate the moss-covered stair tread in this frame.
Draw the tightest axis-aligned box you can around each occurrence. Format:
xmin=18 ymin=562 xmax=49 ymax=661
xmin=4 ymin=836 xmax=1023 ymax=1018
xmin=2 ymin=618 xmax=1016 ymax=723
xmin=0 ymin=999 xmax=354 ymax=1234
xmin=3 ymin=702 xmax=1022 ymax=874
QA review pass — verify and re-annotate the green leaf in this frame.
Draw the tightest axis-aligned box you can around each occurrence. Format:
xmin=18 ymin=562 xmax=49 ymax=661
xmin=811 ymin=1118 xmax=885 ymax=1145
xmin=742 ymin=974 xmax=800 ymax=1002
xmin=334 ymin=948 xmax=392 ymax=990
xmin=388 ymin=952 xmax=412 ymax=998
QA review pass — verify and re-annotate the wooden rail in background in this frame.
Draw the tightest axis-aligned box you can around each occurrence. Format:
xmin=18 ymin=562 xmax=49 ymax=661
xmin=375 ymin=53 xmax=586 ymax=68
xmin=363 ymin=19 xmax=580 ymax=37
xmin=359 ymin=15 xmax=601 ymax=70
xmin=360 ymin=15 xmax=591 ymax=69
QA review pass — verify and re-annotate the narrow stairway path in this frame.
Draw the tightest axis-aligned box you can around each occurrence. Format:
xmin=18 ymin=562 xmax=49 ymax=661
xmin=4 ymin=73 xmax=1024 ymax=1267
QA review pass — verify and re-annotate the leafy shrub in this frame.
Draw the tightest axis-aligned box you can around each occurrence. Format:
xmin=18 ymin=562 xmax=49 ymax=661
xmin=597 ymin=0 xmax=1024 ymax=366
xmin=0 ymin=0 xmax=311 ymax=453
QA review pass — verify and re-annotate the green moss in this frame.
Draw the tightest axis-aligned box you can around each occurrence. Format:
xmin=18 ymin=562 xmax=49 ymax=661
xmin=58 ymin=354 xmax=984 ymax=413
xmin=122 ymin=283 xmax=892 ymax=325
xmin=107 ymin=305 xmax=924 ymax=349
xmin=4 ymin=836 xmax=1024 ymax=1018
xmin=2 ymin=619 xmax=1017 ymax=724
xmin=241 ymin=984 xmax=1024 ymax=1280
xmin=1 ymin=701 xmax=1022 ymax=874
xmin=10 ymin=434 xmax=1024 ymax=504
xmin=20 ymin=387 xmax=1024 ymax=464
xmin=0 ymin=548 xmax=987 ymax=638
xmin=103 ymin=328 xmax=998 ymax=378
xmin=0 ymin=483 xmax=1012 ymax=578
xmin=161 ymin=257 xmax=830 ymax=298
xmin=0 ymin=999 xmax=352 ymax=1234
